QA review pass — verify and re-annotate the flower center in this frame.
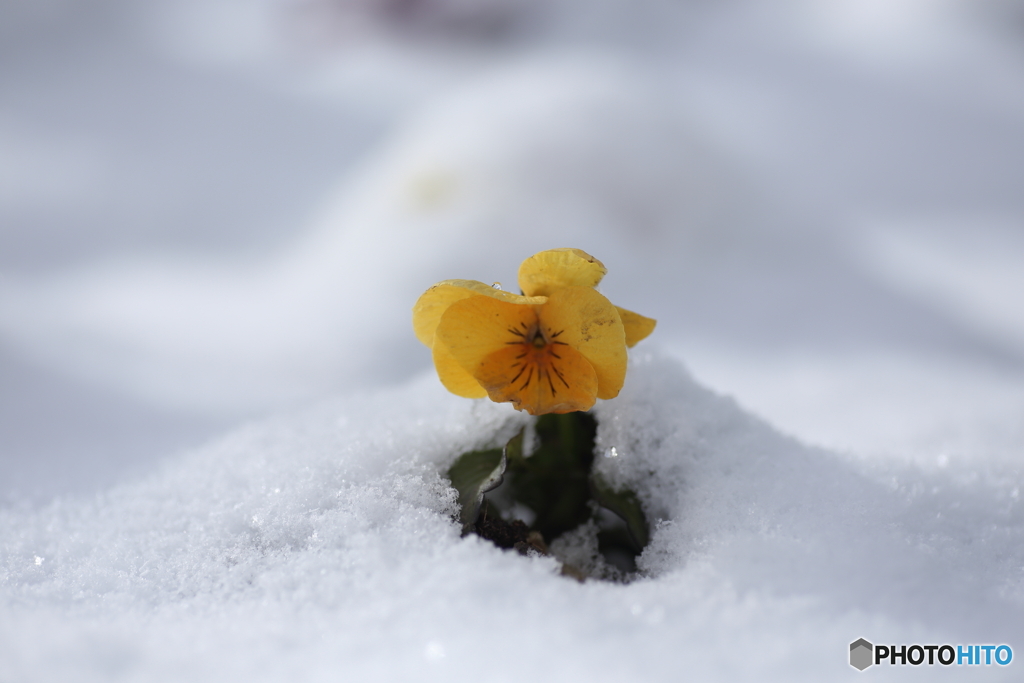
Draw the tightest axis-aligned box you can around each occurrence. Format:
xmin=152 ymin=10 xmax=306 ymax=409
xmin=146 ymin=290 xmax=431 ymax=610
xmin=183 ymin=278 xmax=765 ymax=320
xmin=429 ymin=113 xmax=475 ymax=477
xmin=504 ymin=321 xmax=570 ymax=397
xmin=530 ymin=327 xmax=548 ymax=349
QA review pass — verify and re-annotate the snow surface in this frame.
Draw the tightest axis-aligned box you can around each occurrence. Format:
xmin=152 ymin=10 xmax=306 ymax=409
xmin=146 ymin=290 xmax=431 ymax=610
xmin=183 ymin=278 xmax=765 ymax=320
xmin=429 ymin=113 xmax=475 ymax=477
xmin=4 ymin=355 xmax=1021 ymax=682
xmin=3 ymin=0 xmax=1024 ymax=680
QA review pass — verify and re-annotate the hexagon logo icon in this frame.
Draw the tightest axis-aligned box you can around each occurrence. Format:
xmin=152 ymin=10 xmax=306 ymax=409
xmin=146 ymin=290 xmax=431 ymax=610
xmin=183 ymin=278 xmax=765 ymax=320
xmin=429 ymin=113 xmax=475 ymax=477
xmin=850 ymin=638 xmax=874 ymax=671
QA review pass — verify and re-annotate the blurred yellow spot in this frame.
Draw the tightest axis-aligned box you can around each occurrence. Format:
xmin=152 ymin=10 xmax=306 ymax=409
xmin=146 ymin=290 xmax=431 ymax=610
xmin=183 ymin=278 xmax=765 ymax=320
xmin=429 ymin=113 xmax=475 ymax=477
xmin=409 ymin=170 xmax=458 ymax=211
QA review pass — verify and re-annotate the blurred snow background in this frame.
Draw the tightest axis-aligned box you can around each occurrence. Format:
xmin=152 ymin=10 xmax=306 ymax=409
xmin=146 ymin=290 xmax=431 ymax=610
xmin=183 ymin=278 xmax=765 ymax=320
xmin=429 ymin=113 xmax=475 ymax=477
xmin=1 ymin=0 xmax=1024 ymax=679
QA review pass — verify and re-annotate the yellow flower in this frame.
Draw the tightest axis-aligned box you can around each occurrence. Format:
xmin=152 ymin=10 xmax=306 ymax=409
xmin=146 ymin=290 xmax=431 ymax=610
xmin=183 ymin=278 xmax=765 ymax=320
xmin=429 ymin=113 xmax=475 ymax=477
xmin=413 ymin=248 xmax=656 ymax=415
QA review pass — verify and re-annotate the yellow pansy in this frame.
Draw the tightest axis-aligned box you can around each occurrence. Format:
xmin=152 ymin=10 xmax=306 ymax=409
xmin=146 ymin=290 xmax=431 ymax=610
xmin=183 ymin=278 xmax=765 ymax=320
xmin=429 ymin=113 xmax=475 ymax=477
xmin=413 ymin=249 xmax=656 ymax=415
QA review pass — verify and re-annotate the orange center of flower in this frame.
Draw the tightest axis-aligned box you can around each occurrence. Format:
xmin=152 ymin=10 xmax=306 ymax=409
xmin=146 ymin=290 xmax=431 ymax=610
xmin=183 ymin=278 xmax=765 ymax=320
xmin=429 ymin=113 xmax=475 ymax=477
xmin=504 ymin=321 xmax=571 ymax=398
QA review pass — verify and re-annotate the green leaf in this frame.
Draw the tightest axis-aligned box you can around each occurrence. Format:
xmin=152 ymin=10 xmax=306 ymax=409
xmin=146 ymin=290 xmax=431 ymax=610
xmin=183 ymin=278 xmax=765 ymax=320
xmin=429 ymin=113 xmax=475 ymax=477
xmin=448 ymin=430 xmax=522 ymax=534
xmin=504 ymin=428 xmax=525 ymax=465
xmin=590 ymin=474 xmax=649 ymax=552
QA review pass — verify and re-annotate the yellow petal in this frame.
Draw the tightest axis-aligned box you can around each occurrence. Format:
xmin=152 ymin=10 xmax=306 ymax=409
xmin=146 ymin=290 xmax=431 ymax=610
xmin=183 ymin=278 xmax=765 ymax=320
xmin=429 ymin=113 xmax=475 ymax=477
xmin=435 ymin=294 xmax=540 ymax=376
xmin=432 ymin=338 xmax=487 ymax=398
xmin=615 ymin=306 xmax=657 ymax=348
xmin=517 ymin=248 xmax=607 ymax=297
xmin=475 ymin=343 xmax=598 ymax=415
xmin=539 ymin=286 xmax=626 ymax=400
xmin=412 ymin=279 xmax=546 ymax=347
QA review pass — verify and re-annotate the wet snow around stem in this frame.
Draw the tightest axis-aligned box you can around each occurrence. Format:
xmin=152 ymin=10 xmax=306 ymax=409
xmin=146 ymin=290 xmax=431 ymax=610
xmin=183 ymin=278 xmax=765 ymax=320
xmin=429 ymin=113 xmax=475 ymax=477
xmin=2 ymin=353 xmax=1023 ymax=682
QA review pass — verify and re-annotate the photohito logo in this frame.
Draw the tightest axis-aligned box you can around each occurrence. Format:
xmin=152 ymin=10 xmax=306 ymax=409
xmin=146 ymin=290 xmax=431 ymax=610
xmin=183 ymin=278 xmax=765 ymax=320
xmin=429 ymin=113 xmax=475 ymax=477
xmin=849 ymin=639 xmax=1012 ymax=671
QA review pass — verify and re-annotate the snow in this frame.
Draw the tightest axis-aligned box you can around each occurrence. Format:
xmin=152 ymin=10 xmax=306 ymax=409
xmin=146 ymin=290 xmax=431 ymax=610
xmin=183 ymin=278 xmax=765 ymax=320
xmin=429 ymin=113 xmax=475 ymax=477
xmin=3 ymin=0 xmax=1024 ymax=679
xmin=5 ymin=355 xmax=1019 ymax=681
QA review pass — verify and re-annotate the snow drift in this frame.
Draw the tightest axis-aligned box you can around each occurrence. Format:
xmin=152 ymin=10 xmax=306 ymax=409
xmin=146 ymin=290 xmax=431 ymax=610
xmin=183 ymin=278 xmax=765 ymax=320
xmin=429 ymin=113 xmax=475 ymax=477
xmin=3 ymin=353 xmax=1021 ymax=681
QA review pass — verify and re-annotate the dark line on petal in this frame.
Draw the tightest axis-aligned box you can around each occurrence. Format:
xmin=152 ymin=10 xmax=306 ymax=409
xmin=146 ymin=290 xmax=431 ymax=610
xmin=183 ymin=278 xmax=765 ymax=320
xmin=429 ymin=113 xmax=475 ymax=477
xmin=550 ymin=351 xmax=561 ymax=359
xmin=551 ymin=329 xmax=564 ymax=338
xmin=507 ymin=327 xmax=525 ymax=337
xmin=552 ymin=341 xmax=568 ymax=346
xmin=510 ymin=362 xmax=521 ymax=368
xmin=520 ymin=367 xmax=533 ymax=390
xmin=551 ymin=363 xmax=570 ymax=388
xmin=505 ymin=341 xmax=525 ymax=345
xmin=546 ymin=369 xmax=556 ymax=396
xmin=514 ymin=352 xmax=526 ymax=359
xmin=509 ymin=364 xmax=527 ymax=385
